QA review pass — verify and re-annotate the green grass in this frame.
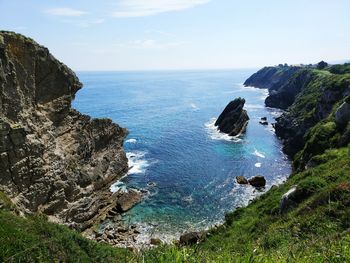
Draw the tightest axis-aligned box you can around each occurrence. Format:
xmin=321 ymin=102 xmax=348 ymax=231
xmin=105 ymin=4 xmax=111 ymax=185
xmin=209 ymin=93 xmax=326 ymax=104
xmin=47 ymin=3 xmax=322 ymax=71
xmin=0 ymin=209 xmax=133 ymax=262
xmin=1 ymin=65 xmax=350 ymax=262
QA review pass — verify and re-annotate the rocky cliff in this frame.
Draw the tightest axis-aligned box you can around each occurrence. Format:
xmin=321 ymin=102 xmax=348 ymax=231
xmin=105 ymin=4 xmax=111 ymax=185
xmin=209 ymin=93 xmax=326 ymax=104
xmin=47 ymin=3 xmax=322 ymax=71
xmin=215 ymin=97 xmax=249 ymax=136
xmin=246 ymin=63 xmax=350 ymax=168
xmin=0 ymin=31 xmax=128 ymax=230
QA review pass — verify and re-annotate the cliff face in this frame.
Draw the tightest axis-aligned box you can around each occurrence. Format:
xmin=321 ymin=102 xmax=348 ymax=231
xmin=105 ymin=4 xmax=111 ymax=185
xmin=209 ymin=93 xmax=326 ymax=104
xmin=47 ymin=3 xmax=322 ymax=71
xmin=246 ymin=64 xmax=350 ymax=168
xmin=215 ymin=98 xmax=249 ymax=136
xmin=0 ymin=32 xmax=128 ymax=230
xmin=244 ymin=66 xmax=301 ymax=91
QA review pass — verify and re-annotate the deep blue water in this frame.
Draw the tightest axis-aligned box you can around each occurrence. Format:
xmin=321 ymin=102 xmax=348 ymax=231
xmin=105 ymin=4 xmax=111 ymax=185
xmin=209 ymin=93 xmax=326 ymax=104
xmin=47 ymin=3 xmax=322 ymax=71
xmin=73 ymin=70 xmax=291 ymax=241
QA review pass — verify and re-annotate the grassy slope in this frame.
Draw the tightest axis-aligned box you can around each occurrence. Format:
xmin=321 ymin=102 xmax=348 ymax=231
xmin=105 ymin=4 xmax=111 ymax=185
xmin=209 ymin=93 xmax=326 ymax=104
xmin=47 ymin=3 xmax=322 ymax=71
xmin=0 ymin=195 xmax=133 ymax=262
xmin=1 ymin=66 xmax=350 ymax=262
xmin=142 ymin=145 xmax=350 ymax=262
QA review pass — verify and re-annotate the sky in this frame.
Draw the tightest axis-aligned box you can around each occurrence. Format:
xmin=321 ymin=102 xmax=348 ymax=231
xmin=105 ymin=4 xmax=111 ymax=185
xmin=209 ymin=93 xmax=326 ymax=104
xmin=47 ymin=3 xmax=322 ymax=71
xmin=1 ymin=0 xmax=350 ymax=71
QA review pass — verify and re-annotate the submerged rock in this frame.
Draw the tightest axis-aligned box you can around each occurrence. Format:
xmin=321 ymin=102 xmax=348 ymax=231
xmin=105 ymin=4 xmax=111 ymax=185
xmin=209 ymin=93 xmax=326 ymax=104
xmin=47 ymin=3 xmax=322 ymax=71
xmin=236 ymin=176 xmax=248 ymax=184
xmin=215 ymin=98 xmax=249 ymax=136
xmin=248 ymin=176 xmax=266 ymax=187
xmin=259 ymin=120 xmax=268 ymax=125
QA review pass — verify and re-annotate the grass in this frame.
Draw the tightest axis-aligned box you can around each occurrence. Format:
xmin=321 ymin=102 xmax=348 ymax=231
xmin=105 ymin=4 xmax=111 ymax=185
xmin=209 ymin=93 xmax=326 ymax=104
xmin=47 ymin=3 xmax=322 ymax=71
xmin=2 ymin=145 xmax=348 ymax=262
xmin=1 ymin=65 xmax=350 ymax=262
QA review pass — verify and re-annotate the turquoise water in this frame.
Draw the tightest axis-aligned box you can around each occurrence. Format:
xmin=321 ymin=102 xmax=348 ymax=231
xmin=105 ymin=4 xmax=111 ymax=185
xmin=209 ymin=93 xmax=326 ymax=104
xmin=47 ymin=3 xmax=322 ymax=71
xmin=73 ymin=70 xmax=291 ymax=241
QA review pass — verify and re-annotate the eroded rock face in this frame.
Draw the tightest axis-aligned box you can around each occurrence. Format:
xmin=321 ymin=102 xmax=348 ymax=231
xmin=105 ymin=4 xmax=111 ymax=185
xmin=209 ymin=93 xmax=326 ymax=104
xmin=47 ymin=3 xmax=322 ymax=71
xmin=215 ymin=98 xmax=249 ymax=136
xmin=335 ymin=102 xmax=350 ymax=125
xmin=0 ymin=31 xmax=128 ymax=230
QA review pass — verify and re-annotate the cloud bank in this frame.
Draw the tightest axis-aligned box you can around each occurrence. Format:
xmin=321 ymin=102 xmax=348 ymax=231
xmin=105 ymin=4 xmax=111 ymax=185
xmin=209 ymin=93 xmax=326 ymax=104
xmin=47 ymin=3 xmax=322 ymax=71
xmin=45 ymin=8 xmax=88 ymax=17
xmin=112 ymin=0 xmax=211 ymax=18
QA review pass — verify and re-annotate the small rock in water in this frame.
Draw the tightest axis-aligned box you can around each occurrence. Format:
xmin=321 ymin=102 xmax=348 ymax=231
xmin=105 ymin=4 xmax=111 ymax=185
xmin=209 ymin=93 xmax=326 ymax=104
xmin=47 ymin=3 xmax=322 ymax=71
xmin=259 ymin=120 xmax=268 ymax=125
xmin=116 ymin=188 xmax=142 ymax=212
xmin=261 ymin=117 xmax=267 ymax=121
xmin=147 ymin=182 xmax=157 ymax=187
xmin=236 ymin=176 xmax=248 ymax=184
xmin=248 ymin=176 xmax=266 ymax=187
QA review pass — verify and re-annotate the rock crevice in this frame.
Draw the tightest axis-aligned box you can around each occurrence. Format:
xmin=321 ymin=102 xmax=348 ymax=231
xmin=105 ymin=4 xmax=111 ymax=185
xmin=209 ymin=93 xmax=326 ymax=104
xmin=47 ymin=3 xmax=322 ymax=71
xmin=0 ymin=31 xmax=128 ymax=230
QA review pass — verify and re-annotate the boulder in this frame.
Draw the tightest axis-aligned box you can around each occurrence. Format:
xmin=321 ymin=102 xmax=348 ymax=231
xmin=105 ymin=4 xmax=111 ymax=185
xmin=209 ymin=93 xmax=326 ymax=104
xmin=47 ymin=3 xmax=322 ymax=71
xmin=261 ymin=117 xmax=267 ymax=121
xmin=236 ymin=176 xmax=248 ymax=184
xmin=248 ymin=176 xmax=266 ymax=187
xmin=116 ymin=189 xmax=142 ymax=212
xmin=179 ymin=232 xmax=202 ymax=245
xmin=150 ymin=238 xmax=162 ymax=246
xmin=215 ymin=98 xmax=249 ymax=136
xmin=280 ymin=186 xmax=299 ymax=214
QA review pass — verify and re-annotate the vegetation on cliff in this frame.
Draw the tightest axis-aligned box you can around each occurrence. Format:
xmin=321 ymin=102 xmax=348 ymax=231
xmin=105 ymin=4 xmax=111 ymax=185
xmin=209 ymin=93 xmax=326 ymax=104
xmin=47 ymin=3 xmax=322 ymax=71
xmin=1 ymin=31 xmax=350 ymax=262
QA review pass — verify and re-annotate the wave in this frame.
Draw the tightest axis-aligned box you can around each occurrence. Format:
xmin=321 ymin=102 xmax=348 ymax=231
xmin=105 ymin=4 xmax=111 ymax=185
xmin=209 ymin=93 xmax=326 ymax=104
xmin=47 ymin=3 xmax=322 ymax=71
xmin=253 ymin=149 xmax=266 ymax=158
xmin=126 ymin=151 xmax=150 ymax=175
xmin=204 ymin=118 xmax=242 ymax=142
xmin=255 ymin=162 xmax=262 ymax=168
xmin=190 ymin=103 xmax=199 ymax=111
xmin=125 ymin=138 xmax=137 ymax=144
xmin=110 ymin=180 xmax=127 ymax=193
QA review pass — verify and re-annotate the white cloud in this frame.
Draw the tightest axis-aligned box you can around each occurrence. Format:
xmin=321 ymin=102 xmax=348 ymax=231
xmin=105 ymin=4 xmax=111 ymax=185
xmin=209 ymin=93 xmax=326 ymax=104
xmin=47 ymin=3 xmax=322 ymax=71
xmin=121 ymin=39 xmax=188 ymax=49
xmin=111 ymin=0 xmax=211 ymax=18
xmin=45 ymin=8 xmax=88 ymax=17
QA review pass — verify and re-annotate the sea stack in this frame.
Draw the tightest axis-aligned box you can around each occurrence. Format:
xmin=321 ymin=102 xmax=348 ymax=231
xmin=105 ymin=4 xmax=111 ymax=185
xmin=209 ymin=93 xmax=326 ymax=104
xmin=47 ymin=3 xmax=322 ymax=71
xmin=215 ymin=97 xmax=249 ymax=136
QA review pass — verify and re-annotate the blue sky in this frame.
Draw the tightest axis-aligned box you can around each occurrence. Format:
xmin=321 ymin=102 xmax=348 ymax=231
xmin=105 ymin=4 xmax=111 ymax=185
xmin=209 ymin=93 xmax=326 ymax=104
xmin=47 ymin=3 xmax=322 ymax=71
xmin=1 ymin=0 xmax=350 ymax=71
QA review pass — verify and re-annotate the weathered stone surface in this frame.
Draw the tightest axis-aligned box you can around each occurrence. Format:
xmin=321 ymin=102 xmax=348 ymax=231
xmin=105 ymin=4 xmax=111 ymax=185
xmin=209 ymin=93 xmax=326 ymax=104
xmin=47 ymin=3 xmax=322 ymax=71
xmin=179 ymin=231 xmax=204 ymax=245
xmin=0 ymin=31 xmax=128 ymax=230
xmin=116 ymin=189 xmax=142 ymax=212
xmin=236 ymin=176 xmax=248 ymax=184
xmin=248 ymin=176 xmax=266 ymax=187
xmin=150 ymin=238 xmax=162 ymax=246
xmin=335 ymin=102 xmax=350 ymax=125
xmin=215 ymin=98 xmax=249 ymax=136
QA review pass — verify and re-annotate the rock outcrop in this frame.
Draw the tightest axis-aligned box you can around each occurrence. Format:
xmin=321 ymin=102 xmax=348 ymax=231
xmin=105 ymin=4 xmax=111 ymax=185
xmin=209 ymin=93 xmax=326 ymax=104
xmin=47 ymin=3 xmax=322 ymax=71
xmin=215 ymin=98 xmax=249 ymax=136
xmin=0 ymin=31 xmax=129 ymax=230
xmin=244 ymin=65 xmax=301 ymax=91
xmin=236 ymin=176 xmax=248 ymax=185
xmin=335 ymin=101 xmax=350 ymax=125
xmin=246 ymin=64 xmax=350 ymax=166
xmin=248 ymin=176 xmax=266 ymax=188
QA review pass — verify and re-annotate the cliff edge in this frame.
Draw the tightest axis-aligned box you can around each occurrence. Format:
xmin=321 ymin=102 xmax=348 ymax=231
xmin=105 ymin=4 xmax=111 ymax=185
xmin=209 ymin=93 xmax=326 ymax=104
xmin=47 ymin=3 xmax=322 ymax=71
xmin=0 ymin=31 xmax=128 ymax=230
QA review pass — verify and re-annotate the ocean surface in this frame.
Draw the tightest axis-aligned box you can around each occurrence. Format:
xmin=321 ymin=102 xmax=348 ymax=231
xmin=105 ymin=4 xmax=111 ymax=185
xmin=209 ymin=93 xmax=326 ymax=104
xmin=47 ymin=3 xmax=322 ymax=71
xmin=73 ymin=69 xmax=291 ymax=242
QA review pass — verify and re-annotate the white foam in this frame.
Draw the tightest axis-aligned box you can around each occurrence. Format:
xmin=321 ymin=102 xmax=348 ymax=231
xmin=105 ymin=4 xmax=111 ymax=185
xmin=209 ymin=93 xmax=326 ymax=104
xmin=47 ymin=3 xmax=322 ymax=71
xmin=126 ymin=138 xmax=137 ymax=144
xmin=110 ymin=180 xmax=128 ymax=193
xmin=255 ymin=162 xmax=262 ymax=168
xmin=253 ymin=149 xmax=266 ymax=158
xmin=190 ymin=103 xmax=199 ymax=111
xmin=204 ymin=118 xmax=242 ymax=142
xmin=126 ymin=151 xmax=150 ymax=175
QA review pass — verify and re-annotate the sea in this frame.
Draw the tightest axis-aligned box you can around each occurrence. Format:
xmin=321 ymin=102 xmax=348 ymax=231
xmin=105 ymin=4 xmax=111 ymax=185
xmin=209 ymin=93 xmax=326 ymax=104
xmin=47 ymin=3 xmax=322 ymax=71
xmin=73 ymin=69 xmax=291 ymax=243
